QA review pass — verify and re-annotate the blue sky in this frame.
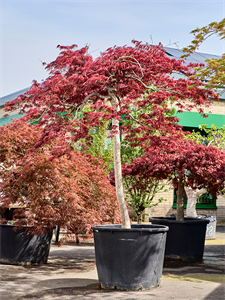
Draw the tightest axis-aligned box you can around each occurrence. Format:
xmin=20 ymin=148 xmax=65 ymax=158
xmin=0 ymin=0 xmax=224 ymax=97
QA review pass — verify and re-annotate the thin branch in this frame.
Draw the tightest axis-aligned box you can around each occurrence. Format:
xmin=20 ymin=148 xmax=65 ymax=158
xmin=117 ymin=56 xmax=144 ymax=79
xmin=74 ymin=93 xmax=109 ymax=119
xmin=125 ymin=75 xmax=150 ymax=90
xmin=129 ymin=112 xmax=147 ymax=128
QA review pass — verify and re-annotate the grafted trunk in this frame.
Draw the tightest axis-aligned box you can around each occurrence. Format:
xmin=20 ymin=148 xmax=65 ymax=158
xmin=185 ymin=187 xmax=207 ymax=217
xmin=176 ymin=177 xmax=185 ymax=221
xmin=111 ymin=95 xmax=130 ymax=228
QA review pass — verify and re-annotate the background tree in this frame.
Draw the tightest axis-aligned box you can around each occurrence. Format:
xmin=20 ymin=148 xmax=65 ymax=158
xmin=0 ymin=120 xmax=120 ymax=237
xmin=187 ymin=124 xmax=225 ymax=149
xmin=4 ymin=41 xmax=217 ymax=228
xmin=121 ymin=157 xmax=168 ymax=224
xmin=110 ymin=139 xmax=168 ymax=224
xmin=117 ymin=95 xmax=170 ymax=224
xmin=184 ymin=124 xmax=225 ymax=216
xmin=182 ymin=18 xmax=225 ymax=90
xmin=75 ymin=105 xmax=113 ymax=174
xmin=124 ymin=136 xmax=225 ymax=221
xmin=180 ymin=19 xmax=225 ymax=217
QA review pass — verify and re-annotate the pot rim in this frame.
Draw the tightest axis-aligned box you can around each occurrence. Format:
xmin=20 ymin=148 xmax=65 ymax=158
xmin=92 ymin=224 xmax=169 ymax=233
xmin=149 ymin=217 xmax=210 ymax=224
xmin=0 ymin=224 xmax=56 ymax=229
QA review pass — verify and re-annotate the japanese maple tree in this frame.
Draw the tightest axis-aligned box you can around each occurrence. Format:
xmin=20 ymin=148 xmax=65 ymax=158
xmin=0 ymin=120 xmax=120 ymax=235
xmin=125 ymin=136 xmax=225 ymax=221
xmin=4 ymin=41 xmax=218 ymax=228
xmin=183 ymin=124 xmax=225 ymax=216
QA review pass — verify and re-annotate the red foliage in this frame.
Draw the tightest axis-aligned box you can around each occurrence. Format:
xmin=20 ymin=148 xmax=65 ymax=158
xmin=123 ymin=136 xmax=225 ymax=199
xmin=0 ymin=120 xmax=120 ymax=235
xmin=4 ymin=41 xmax=217 ymax=150
xmin=3 ymin=41 xmax=220 ymax=225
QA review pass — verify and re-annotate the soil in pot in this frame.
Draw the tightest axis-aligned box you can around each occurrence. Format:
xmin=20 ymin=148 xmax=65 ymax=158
xmin=92 ymin=224 xmax=169 ymax=291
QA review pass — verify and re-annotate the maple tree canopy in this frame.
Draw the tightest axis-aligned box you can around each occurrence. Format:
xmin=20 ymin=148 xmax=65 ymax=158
xmin=123 ymin=136 xmax=225 ymax=198
xmin=0 ymin=120 xmax=120 ymax=235
xmin=122 ymin=134 xmax=225 ymax=220
xmin=4 ymin=40 xmax=220 ymax=226
xmin=5 ymin=40 xmax=217 ymax=149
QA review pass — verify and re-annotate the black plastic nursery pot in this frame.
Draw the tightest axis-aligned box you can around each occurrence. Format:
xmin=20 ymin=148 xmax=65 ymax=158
xmin=91 ymin=224 xmax=169 ymax=291
xmin=0 ymin=224 xmax=53 ymax=265
xmin=149 ymin=217 xmax=209 ymax=261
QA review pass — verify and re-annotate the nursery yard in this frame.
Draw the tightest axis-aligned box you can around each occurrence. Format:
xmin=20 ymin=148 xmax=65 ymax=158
xmin=0 ymin=227 xmax=224 ymax=300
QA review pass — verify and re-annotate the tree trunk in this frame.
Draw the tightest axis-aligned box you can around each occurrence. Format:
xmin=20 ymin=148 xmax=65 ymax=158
xmin=185 ymin=187 xmax=207 ymax=217
xmin=137 ymin=214 xmax=142 ymax=224
xmin=176 ymin=178 xmax=185 ymax=221
xmin=111 ymin=94 xmax=130 ymax=228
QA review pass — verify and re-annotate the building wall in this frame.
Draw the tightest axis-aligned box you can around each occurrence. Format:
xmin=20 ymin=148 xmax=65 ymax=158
xmin=173 ymin=99 xmax=225 ymax=115
xmin=146 ymin=185 xmax=174 ymax=219
xmin=0 ymin=106 xmax=6 ymax=118
xmin=0 ymin=106 xmax=22 ymax=118
xmin=208 ymin=99 xmax=225 ymax=115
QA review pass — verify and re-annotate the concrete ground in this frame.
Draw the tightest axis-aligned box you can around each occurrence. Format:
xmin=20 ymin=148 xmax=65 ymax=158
xmin=0 ymin=227 xmax=224 ymax=300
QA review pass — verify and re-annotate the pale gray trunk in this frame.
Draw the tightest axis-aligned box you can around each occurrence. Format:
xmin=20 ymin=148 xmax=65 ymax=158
xmin=185 ymin=187 xmax=207 ymax=217
xmin=111 ymin=95 xmax=130 ymax=228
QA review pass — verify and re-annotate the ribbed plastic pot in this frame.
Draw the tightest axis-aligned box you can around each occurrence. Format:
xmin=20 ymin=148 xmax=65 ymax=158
xmin=0 ymin=224 xmax=53 ymax=265
xmin=91 ymin=224 xmax=169 ymax=290
xmin=149 ymin=217 xmax=209 ymax=261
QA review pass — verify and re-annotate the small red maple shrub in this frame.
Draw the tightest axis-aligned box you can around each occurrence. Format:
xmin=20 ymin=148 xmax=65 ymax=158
xmin=0 ymin=120 xmax=120 ymax=235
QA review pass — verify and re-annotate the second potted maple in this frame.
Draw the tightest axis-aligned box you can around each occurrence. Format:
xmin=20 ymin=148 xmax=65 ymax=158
xmin=140 ymin=137 xmax=225 ymax=261
xmin=0 ymin=120 xmax=120 ymax=265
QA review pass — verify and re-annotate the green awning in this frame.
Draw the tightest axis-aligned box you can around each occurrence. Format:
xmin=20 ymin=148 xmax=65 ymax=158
xmin=0 ymin=114 xmax=25 ymax=127
xmin=175 ymin=111 xmax=225 ymax=128
xmin=1 ymin=111 xmax=224 ymax=129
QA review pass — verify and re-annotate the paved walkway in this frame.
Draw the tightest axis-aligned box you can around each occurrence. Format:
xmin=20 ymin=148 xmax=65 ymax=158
xmin=0 ymin=227 xmax=224 ymax=300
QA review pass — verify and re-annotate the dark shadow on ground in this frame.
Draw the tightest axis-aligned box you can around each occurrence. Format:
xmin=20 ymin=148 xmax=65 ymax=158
xmin=204 ymin=283 xmax=225 ymax=300
xmin=0 ymin=246 xmax=96 ymax=281
xmin=17 ymin=283 xmax=116 ymax=299
xmin=163 ymin=242 xmax=225 ymax=279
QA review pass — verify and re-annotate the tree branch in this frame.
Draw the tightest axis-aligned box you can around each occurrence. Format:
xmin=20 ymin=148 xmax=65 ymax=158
xmin=74 ymin=93 xmax=110 ymax=119
xmin=117 ymin=56 xmax=144 ymax=78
